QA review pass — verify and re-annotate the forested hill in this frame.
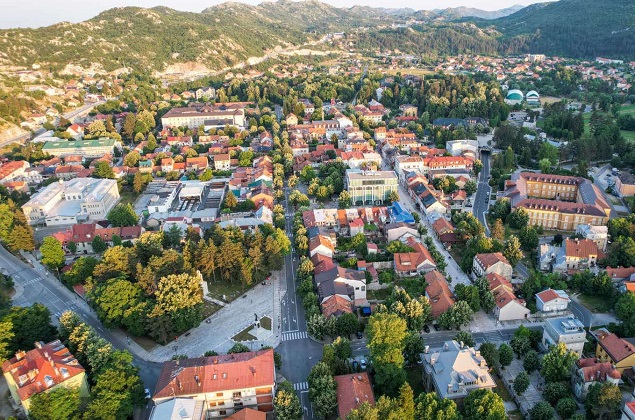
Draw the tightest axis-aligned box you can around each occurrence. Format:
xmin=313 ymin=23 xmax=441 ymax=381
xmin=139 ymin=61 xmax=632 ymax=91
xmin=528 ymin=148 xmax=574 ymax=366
xmin=0 ymin=0 xmax=388 ymax=72
xmin=486 ymin=0 xmax=635 ymax=59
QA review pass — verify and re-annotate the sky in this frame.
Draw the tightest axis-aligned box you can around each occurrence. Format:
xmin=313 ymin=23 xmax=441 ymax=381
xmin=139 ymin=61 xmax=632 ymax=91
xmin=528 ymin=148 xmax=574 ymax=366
xmin=0 ymin=0 xmax=546 ymax=29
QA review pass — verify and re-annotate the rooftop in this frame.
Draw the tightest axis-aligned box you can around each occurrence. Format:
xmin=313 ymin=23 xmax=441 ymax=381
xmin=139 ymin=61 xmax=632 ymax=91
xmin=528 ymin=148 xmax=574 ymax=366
xmin=598 ymin=333 xmax=635 ymax=363
xmin=334 ymin=373 xmax=375 ymax=419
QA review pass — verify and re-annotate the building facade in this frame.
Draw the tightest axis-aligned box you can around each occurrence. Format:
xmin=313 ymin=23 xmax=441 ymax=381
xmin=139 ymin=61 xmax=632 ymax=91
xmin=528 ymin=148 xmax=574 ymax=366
xmin=345 ymin=170 xmax=398 ymax=205
xmin=542 ymin=317 xmax=586 ymax=355
xmin=161 ymin=103 xmax=248 ymax=130
xmin=42 ymin=138 xmax=117 ymax=158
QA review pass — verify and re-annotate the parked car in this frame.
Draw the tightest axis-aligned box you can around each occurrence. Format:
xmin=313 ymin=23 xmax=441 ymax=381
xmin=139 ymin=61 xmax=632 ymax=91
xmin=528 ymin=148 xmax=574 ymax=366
xmin=356 ymin=331 xmax=363 ymax=339
xmin=360 ymin=359 xmax=367 ymax=370
xmin=144 ymin=389 xmax=151 ymax=400
xmin=423 ymin=325 xmax=430 ymax=333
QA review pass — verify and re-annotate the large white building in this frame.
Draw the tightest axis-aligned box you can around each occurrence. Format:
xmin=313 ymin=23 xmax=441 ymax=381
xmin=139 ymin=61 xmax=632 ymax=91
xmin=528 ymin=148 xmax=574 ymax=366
xmin=345 ymin=170 xmax=398 ymax=205
xmin=22 ymin=178 xmax=120 ymax=226
xmin=42 ymin=138 xmax=118 ymax=158
xmin=161 ymin=103 xmax=247 ymax=130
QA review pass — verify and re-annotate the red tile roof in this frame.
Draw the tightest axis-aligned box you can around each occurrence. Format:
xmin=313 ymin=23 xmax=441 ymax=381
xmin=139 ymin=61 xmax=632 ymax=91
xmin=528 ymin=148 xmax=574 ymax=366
xmin=599 ymin=333 xmax=635 ymax=363
xmin=321 ymin=295 xmax=353 ymax=318
xmin=486 ymin=273 xmax=512 ymax=292
xmin=0 ymin=160 xmax=28 ymax=180
xmin=424 ymin=270 xmax=455 ymax=318
xmin=334 ymin=373 xmax=375 ymax=419
xmin=565 ymin=238 xmax=598 ymax=258
xmin=475 ymin=253 xmax=510 ymax=270
xmin=1 ymin=340 xmax=85 ymax=402
xmin=606 ymin=266 xmax=635 ymax=280
xmin=311 ymin=253 xmax=336 ymax=275
xmin=153 ymin=349 xmax=275 ymax=400
xmin=576 ymin=358 xmax=621 ymax=382
xmin=536 ymin=289 xmax=563 ymax=303
xmin=226 ymin=408 xmax=266 ymax=420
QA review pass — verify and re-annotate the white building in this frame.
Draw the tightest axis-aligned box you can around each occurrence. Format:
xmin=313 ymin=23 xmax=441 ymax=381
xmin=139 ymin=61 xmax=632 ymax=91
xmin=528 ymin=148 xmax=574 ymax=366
xmin=22 ymin=178 xmax=120 ymax=226
xmin=161 ymin=103 xmax=247 ymax=130
xmin=536 ymin=289 xmax=570 ymax=312
xmin=542 ymin=317 xmax=586 ymax=356
xmin=445 ymin=140 xmax=479 ymax=157
xmin=576 ymin=224 xmax=609 ymax=252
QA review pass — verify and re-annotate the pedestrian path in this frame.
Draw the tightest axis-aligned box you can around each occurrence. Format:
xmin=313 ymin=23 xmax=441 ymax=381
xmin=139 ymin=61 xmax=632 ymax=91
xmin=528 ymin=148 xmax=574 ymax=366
xmin=293 ymin=382 xmax=308 ymax=391
xmin=282 ymin=331 xmax=308 ymax=341
xmin=22 ymin=276 xmax=42 ymax=286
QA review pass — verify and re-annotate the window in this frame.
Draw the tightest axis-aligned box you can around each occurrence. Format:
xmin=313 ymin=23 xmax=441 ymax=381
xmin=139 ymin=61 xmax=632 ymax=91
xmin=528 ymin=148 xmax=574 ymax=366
xmin=232 ymin=391 xmax=241 ymax=398
xmin=216 ymin=392 xmax=223 ymax=397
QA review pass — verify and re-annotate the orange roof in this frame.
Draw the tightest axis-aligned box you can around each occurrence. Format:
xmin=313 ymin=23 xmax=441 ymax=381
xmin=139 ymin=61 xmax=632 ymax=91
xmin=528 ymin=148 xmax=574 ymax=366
xmin=536 ymin=288 xmax=565 ymax=303
xmin=576 ymin=358 xmax=621 ymax=382
xmin=153 ymin=350 xmax=275 ymax=400
xmin=0 ymin=160 xmax=28 ymax=180
xmin=607 ymin=266 xmax=635 ymax=280
xmin=565 ymin=238 xmax=598 ymax=258
xmin=226 ymin=408 xmax=266 ymax=420
xmin=1 ymin=340 xmax=86 ymax=402
xmin=599 ymin=333 xmax=635 ymax=363
xmin=394 ymin=238 xmax=436 ymax=273
xmin=432 ymin=218 xmax=454 ymax=235
xmin=475 ymin=253 xmax=510 ymax=270
xmin=321 ymin=295 xmax=353 ymax=318
xmin=625 ymin=283 xmax=635 ymax=293
xmin=215 ymin=153 xmax=230 ymax=161
xmin=173 ymin=162 xmax=186 ymax=170
xmin=334 ymin=373 xmax=375 ymax=419
xmin=311 ymin=253 xmax=336 ymax=275
xmin=424 ymin=270 xmax=455 ymax=318
xmin=492 ymin=288 xmax=518 ymax=309
xmin=486 ymin=273 xmax=512 ymax=292
xmin=309 ymin=235 xmax=335 ymax=253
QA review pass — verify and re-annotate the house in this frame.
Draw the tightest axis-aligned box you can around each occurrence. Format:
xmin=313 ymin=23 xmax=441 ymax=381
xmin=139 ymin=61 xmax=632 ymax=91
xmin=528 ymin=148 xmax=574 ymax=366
xmin=285 ymin=113 xmax=298 ymax=126
xmin=432 ymin=218 xmax=454 ymax=237
xmin=0 ymin=160 xmax=30 ymax=185
xmin=311 ymin=253 xmax=336 ymax=275
xmin=572 ymin=358 xmax=621 ymax=400
xmin=226 ymin=408 xmax=266 ymax=420
xmin=384 ymin=222 xmax=419 ymax=243
xmin=160 ymin=158 xmax=174 ymax=172
xmin=536 ymin=289 xmax=570 ymax=312
xmin=387 ymin=201 xmax=415 ymax=224
xmin=1 ymin=340 xmax=90 ymax=414
xmin=152 ymin=349 xmax=275 ymax=418
xmin=422 ymin=340 xmax=496 ymax=405
xmin=321 ymin=295 xmax=353 ymax=318
xmin=562 ymin=238 xmax=599 ymax=271
xmin=315 ymin=266 xmax=367 ymax=302
xmin=138 ymin=159 xmax=154 ymax=173
xmin=623 ymin=401 xmax=635 ymax=420
xmin=425 ymin=271 xmax=455 ymax=319
xmin=596 ymin=333 xmax=635 ymax=373
xmin=348 ymin=218 xmax=365 ymax=237
xmin=150 ymin=398 xmax=205 ymax=420
xmin=487 ymin=273 xmax=530 ymax=321
xmin=334 ymin=373 xmax=375 ymax=419
xmin=542 ymin=317 xmax=586 ymax=356
xmin=616 ymin=171 xmax=635 ymax=198
xmin=309 ymin=235 xmax=335 ymax=259
xmin=394 ymin=238 xmax=436 ymax=277
xmin=576 ymin=224 xmax=609 ymax=252
xmin=186 ymin=156 xmax=209 ymax=171
xmin=606 ymin=267 xmax=635 ymax=283
xmin=472 ymin=253 xmax=513 ymax=280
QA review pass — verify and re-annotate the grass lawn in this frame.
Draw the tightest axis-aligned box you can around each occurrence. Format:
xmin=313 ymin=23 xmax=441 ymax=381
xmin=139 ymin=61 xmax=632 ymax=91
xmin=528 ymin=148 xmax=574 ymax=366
xmin=202 ymin=301 xmax=222 ymax=318
xmin=579 ymin=294 xmax=614 ymax=313
xmin=206 ymin=279 xmax=247 ymax=303
xmin=260 ymin=316 xmax=272 ymax=331
xmin=232 ymin=326 xmax=257 ymax=342
xmin=118 ymin=188 xmax=137 ymax=205
xmin=492 ymin=375 xmax=513 ymax=402
xmin=367 ymin=288 xmax=391 ymax=301
xmin=621 ymin=130 xmax=635 ymax=143
xmin=384 ymin=68 xmax=435 ymax=77
xmin=619 ymin=104 xmax=635 ymax=115
xmin=130 ymin=335 xmax=158 ymax=352
xmin=406 ymin=366 xmax=425 ymax=397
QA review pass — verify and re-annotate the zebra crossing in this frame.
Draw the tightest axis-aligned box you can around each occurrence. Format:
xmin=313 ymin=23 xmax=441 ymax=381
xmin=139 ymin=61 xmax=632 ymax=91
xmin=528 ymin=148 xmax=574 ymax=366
xmin=293 ymin=382 xmax=308 ymax=391
xmin=22 ymin=276 xmax=42 ymax=286
xmin=282 ymin=331 xmax=308 ymax=341
xmin=54 ymin=302 xmax=81 ymax=319
xmin=475 ymin=331 xmax=504 ymax=344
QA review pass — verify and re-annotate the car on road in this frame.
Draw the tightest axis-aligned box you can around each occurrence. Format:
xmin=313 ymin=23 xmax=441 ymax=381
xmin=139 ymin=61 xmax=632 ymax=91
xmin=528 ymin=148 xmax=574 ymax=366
xmin=360 ymin=359 xmax=367 ymax=370
xmin=144 ymin=389 xmax=151 ymax=400
xmin=352 ymin=360 xmax=360 ymax=370
xmin=433 ymin=324 xmax=441 ymax=332
xmin=423 ymin=325 xmax=430 ymax=333
xmin=356 ymin=331 xmax=363 ymax=339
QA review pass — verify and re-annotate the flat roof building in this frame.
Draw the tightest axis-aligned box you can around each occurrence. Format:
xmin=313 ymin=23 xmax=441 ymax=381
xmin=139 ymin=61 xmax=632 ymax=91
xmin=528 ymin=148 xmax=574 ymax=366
xmin=42 ymin=138 xmax=117 ymax=158
xmin=345 ymin=170 xmax=398 ymax=205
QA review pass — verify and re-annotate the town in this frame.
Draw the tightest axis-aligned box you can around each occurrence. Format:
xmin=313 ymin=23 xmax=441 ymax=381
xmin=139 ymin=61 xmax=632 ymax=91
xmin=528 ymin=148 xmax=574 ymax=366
xmin=1 ymin=28 xmax=635 ymax=420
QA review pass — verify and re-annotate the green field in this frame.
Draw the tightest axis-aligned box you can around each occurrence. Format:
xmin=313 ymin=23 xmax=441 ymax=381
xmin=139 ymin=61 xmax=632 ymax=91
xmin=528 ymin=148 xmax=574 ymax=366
xmin=621 ymin=130 xmax=635 ymax=142
xmin=619 ymin=104 xmax=635 ymax=115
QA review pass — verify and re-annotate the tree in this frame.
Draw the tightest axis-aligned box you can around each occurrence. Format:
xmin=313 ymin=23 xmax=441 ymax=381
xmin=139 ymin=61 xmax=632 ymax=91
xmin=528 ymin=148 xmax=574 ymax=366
xmin=464 ymin=180 xmax=477 ymax=196
xmin=107 ymin=203 xmax=138 ymax=227
xmin=28 ymin=387 xmax=81 ymax=420
xmin=479 ymin=343 xmax=499 ymax=372
xmin=543 ymin=381 xmax=570 ymax=405
xmin=223 ymin=192 xmax=238 ymax=209
xmin=91 ymin=235 xmax=108 ymax=253
xmin=556 ymin=397 xmax=578 ymax=419
xmin=5 ymin=304 xmax=57 ymax=354
xmin=347 ymin=402 xmax=379 ymax=420
xmin=388 ymin=190 xmax=399 ymax=203
xmin=336 ymin=313 xmax=359 ymax=338
xmin=332 ymin=336 xmax=352 ymax=361
xmin=437 ymin=301 xmax=473 ymax=330
xmin=539 ymin=158 xmax=552 ymax=174
xmin=513 ymin=371 xmax=530 ymax=396
xmin=523 ymin=350 xmax=541 ymax=373
xmin=529 ymin=402 xmax=555 ymax=420
xmin=586 ymin=382 xmax=622 ymax=420
xmin=40 ymin=237 xmax=65 ymax=269
xmin=147 ymin=132 xmax=157 ymax=151
xmin=403 ymin=332 xmax=424 ymax=366
xmin=373 ymin=363 xmax=407 ymax=397
xmin=227 ymin=343 xmax=250 ymax=354
xmin=491 ymin=219 xmax=505 ymax=241
xmin=503 ymin=235 xmax=523 ymax=267
xmin=541 ymin=342 xmax=578 ymax=383
xmin=366 ymin=312 xmax=407 ymax=367
xmin=338 ymin=190 xmax=352 ymax=209
xmin=463 ymin=389 xmax=506 ymax=420
xmin=510 ymin=335 xmax=531 ymax=358
xmin=68 ymin=241 xmax=77 ymax=254
xmin=454 ymin=331 xmax=476 ymax=348
xmin=454 ymin=284 xmax=481 ymax=312
xmin=414 ymin=392 xmax=460 ymax=420
xmin=498 ymin=343 xmax=513 ymax=369
xmin=308 ymin=362 xmax=337 ymax=419
xmin=123 ymin=151 xmax=141 ymax=167
xmin=519 ymin=226 xmax=539 ymax=252
xmin=507 ymin=208 xmax=529 ymax=229
xmin=7 ymin=224 xmax=35 ymax=251
xmin=274 ymin=381 xmax=302 ymax=420
xmin=93 ymin=161 xmax=115 ymax=179
xmin=63 ymin=256 xmax=98 ymax=286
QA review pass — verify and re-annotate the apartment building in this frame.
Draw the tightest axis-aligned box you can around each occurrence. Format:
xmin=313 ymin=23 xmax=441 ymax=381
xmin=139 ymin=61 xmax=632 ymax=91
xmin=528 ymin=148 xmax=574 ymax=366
xmin=542 ymin=317 xmax=586 ymax=355
xmin=345 ymin=170 xmax=398 ymax=205
xmin=161 ymin=103 xmax=248 ymax=130
xmin=153 ymin=350 xmax=275 ymax=418
xmin=22 ymin=178 xmax=120 ymax=226
xmin=42 ymin=138 xmax=118 ymax=158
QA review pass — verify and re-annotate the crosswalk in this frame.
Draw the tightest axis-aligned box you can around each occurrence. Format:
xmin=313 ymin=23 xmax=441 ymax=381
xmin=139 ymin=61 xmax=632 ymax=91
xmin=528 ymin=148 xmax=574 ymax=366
xmin=282 ymin=331 xmax=308 ymax=341
xmin=293 ymin=382 xmax=308 ymax=391
xmin=22 ymin=276 xmax=42 ymax=286
xmin=54 ymin=302 xmax=82 ymax=319
xmin=475 ymin=331 xmax=503 ymax=344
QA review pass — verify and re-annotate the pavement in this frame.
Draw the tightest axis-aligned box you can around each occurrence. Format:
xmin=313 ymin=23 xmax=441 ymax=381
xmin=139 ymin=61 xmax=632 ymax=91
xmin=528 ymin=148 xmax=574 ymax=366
xmin=472 ymin=150 xmax=492 ymax=234
xmin=569 ymin=293 xmax=618 ymax=328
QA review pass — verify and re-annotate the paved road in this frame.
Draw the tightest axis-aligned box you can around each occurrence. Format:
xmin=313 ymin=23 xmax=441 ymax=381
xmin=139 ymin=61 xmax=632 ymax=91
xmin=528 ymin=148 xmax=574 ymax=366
xmin=569 ymin=299 xmax=594 ymax=328
xmin=276 ymin=186 xmax=322 ymax=420
xmin=0 ymin=246 xmax=163 ymax=392
xmin=472 ymin=150 xmax=492 ymax=234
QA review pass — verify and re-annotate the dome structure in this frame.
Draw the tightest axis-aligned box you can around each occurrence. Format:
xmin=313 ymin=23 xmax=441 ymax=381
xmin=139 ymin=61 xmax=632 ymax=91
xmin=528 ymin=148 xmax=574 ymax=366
xmin=506 ymin=89 xmax=524 ymax=101
xmin=526 ymin=90 xmax=540 ymax=99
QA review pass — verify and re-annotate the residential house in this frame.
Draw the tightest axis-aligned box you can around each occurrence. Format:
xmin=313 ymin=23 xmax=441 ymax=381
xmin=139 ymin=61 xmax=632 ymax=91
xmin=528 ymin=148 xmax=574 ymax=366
xmin=623 ymin=401 xmax=635 ymax=420
xmin=160 ymin=158 xmax=174 ymax=172
xmin=432 ymin=218 xmax=454 ymax=237
xmin=536 ymin=289 xmax=570 ymax=313
xmin=542 ymin=317 xmax=586 ymax=355
xmin=138 ymin=159 xmax=154 ymax=173
xmin=2 ymin=340 xmax=89 ymax=415
xmin=349 ymin=218 xmax=365 ymax=237
xmin=311 ymin=254 xmax=336 ymax=275
xmin=560 ymin=238 xmax=599 ymax=272
xmin=422 ymin=341 xmax=496 ymax=406
xmin=309 ymin=235 xmax=335 ymax=259
xmin=334 ymin=373 xmax=375 ymax=419
xmin=186 ymin=156 xmax=209 ymax=171
xmin=576 ymin=224 xmax=609 ymax=252
xmin=315 ymin=266 xmax=367 ymax=303
xmin=150 ymin=398 xmax=205 ymax=420
xmin=487 ymin=273 xmax=530 ymax=321
xmin=394 ymin=238 xmax=436 ymax=277
xmin=607 ymin=267 xmax=635 ymax=283
xmin=616 ymin=171 xmax=635 ymax=198
xmin=321 ymin=295 xmax=353 ymax=319
xmin=472 ymin=253 xmax=513 ymax=280
xmin=596 ymin=333 xmax=635 ymax=373
xmin=0 ymin=160 xmax=30 ymax=185
xmin=387 ymin=201 xmax=415 ymax=224
xmin=152 ymin=349 xmax=275 ymax=418
xmin=385 ymin=222 xmax=419 ymax=243
xmin=425 ymin=271 xmax=455 ymax=319
xmin=572 ymin=358 xmax=621 ymax=400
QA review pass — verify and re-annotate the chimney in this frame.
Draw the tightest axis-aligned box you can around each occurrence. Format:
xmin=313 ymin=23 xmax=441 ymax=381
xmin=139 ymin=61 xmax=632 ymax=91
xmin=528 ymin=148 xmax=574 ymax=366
xmin=15 ymin=351 xmax=26 ymax=361
xmin=194 ymin=375 xmax=201 ymax=387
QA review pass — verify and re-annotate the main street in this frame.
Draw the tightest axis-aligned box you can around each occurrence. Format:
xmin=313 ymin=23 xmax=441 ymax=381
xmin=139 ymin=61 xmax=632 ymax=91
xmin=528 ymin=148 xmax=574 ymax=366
xmin=0 ymin=246 xmax=163 ymax=392
xmin=276 ymin=186 xmax=323 ymax=420
xmin=472 ymin=150 xmax=492 ymax=234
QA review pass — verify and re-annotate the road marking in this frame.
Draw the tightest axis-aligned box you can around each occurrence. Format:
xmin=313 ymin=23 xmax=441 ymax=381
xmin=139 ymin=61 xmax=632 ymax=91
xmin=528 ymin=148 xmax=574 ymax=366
xmin=293 ymin=382 xmax=308 ymax=391
xmin=282 ymin=331 xmax=308 ymax=341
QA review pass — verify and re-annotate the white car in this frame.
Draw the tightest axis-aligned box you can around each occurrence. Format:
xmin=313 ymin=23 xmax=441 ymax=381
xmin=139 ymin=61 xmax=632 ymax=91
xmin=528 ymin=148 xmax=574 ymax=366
xmin=144 ymin=388 xmax=151 ymax=400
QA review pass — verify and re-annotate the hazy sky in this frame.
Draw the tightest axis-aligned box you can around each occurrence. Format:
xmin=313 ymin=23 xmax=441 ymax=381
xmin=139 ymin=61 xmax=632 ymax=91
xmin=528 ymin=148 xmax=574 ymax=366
xmin=0 ymin=0 xmax=546 ymax=29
